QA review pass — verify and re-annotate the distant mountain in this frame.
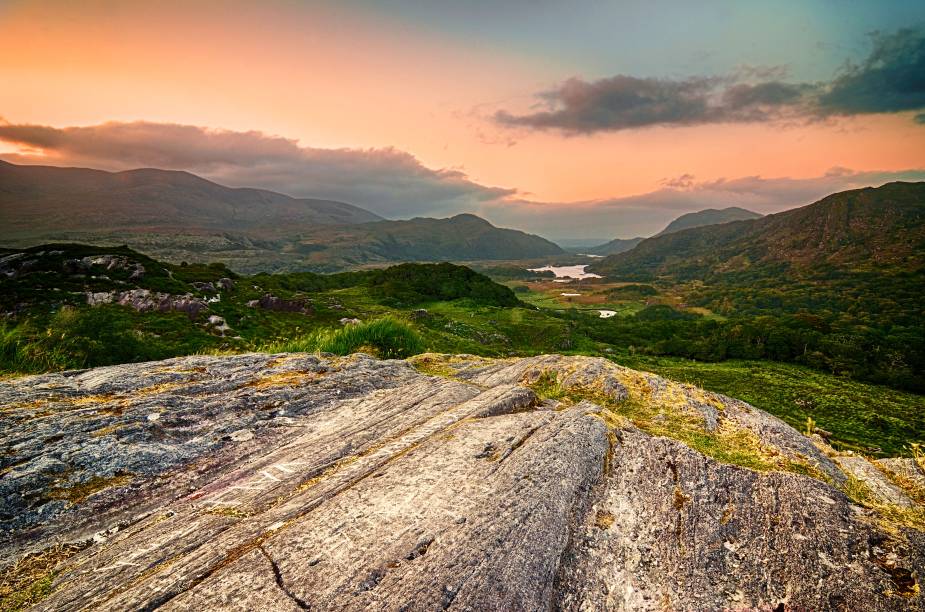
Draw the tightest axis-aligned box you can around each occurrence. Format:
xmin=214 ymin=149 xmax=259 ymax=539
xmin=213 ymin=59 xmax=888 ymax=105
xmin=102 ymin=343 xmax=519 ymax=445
xmin=590 ymin=182 xmax=925 ymax=280
xmin=0 ymin=160 xmax=383 ymax=235
xmin=655 ymin=206 xmax=763 ymax=236
xmin=583 ymin=236 xmax=645 ymax=256
xmin=289 ymin=213 xmax=564 ymax=269
xmin=581 ymin=207 xmax=760 ymax=257
xmin=0 ymin=161 xmax=564 ymax=271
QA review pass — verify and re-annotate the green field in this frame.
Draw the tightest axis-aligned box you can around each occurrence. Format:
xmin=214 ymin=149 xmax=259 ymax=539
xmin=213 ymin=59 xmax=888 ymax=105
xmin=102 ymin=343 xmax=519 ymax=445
xmin=615 ymin=354 xmax=925 ymax=457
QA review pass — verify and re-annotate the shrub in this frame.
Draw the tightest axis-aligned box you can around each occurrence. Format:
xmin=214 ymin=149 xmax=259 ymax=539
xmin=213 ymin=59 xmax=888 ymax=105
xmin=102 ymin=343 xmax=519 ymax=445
xmin=269 ymin=317 xmax=424 ymax=359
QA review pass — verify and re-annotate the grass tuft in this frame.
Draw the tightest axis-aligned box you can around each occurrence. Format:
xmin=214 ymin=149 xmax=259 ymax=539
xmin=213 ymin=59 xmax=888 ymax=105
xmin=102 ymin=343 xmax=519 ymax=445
xmin=264 ymin=317 xmax=424 ymax=359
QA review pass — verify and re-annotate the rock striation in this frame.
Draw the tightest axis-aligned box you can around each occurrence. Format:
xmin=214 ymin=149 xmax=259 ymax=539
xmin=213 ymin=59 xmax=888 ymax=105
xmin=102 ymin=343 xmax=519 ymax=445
xmin=1 ymin=353 xmax=923 ymax=610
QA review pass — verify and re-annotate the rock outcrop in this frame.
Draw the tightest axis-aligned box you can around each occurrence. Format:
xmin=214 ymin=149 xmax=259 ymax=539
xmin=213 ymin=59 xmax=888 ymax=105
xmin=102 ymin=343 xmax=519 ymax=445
xmin=1 ymin=353 xmax=922 ymax=611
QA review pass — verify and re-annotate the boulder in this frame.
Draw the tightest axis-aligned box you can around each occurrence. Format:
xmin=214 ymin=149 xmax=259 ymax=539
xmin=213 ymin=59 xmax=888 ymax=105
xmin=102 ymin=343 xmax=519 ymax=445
xmin=0 ymin=353 xmax=922 ymax=611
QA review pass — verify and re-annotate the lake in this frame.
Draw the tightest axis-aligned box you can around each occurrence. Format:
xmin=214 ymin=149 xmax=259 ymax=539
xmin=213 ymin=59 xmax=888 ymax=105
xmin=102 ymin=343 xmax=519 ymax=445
xmin=528 ymin=264 xmax=602 ymax=280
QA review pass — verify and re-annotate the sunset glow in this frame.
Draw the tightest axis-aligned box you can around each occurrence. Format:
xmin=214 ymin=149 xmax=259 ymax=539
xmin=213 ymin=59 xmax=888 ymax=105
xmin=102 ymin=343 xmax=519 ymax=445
xmin=2 ymin=0 xmax=924 ymax=237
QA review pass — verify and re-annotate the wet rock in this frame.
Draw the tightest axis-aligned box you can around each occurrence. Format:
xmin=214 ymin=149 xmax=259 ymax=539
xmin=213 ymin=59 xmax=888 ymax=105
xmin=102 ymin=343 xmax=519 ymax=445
xmin=0 ymin=353 xmax=921 ymax=611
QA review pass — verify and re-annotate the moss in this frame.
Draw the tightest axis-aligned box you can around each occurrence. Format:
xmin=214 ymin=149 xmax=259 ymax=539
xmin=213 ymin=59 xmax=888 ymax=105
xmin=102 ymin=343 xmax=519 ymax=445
xmin=0 ymin=542 xmax=86 ymax=612
xmin=526 ymin=366 xmax=828 ymax=481
xmin=843 ymin=475 xmax=925 ymax=532
xmin=90 ymin=423 xmax=123 ymax=438
xmin=594 ymin=510 xmax=615 ymax=529
xmin=241 ymin=370 xmax=322 ymax=390
xmin=673 ymin=486 xmax=690 ymax=510
xmin=47 ymin=473 xmax=132 ymax=505
xmin=205 ymin=506 xmax=251 ymax=519
xmin=408 ymin=353 xmax=493 ymax=380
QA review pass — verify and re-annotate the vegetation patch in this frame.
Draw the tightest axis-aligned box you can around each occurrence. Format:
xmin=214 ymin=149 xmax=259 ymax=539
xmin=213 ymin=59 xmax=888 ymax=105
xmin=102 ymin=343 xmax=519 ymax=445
xmin=47 ymin=473 xmax=133 ymax=505
xmin=842 ymin=475 xmax=925 ymax=532
xmin=0 ymin=542 xmax=87 ymax=612
xmin=526 ymin=367 xmax=827 ymax=480
xmin=266 ymin=317 xmax=424 ymax=359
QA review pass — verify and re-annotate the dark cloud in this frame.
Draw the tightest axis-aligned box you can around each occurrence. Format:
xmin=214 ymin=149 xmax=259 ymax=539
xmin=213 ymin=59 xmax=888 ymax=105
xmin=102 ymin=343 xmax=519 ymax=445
xmin=0 ymin=121 xmax=514 ymax=218
xmin=495 ymin=27 xmax=925 ymax=133
xmin=817 ymin=28 xmax=925 ymax=115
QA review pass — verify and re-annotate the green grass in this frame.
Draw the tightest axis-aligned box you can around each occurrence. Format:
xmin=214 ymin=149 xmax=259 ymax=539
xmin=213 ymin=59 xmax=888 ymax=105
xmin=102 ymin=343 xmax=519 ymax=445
xmin=614 ymin=353 xmax=925 ymax=457
xmin=265 ymin=317 xmax=424 ymax=359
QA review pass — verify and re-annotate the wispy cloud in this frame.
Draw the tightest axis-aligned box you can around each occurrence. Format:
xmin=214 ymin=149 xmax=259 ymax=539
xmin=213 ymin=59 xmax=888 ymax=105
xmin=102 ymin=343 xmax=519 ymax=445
xmin=479 ymin=168 xmax=925 ymax=239
xmin=495 ymin=28 xmax=925 ymax=134
xmin=0 ymin=120 xmax=514 ymax=218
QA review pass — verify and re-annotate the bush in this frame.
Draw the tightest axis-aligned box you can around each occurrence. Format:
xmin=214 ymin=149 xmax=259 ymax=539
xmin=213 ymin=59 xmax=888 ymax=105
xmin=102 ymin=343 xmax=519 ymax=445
xmin=367 ymin=263 xmax=520 ymax=307
xmin=269 ymin=317 xmax=424 ymax=359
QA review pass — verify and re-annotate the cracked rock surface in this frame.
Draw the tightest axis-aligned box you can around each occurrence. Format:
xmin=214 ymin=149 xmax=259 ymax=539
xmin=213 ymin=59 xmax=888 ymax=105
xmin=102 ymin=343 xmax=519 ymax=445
xmin=1 ymin=353 xmax=923 ymax=610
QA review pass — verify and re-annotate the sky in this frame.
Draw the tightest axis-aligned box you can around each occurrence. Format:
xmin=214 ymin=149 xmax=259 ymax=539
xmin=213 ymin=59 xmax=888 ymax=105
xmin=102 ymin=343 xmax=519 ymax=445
xmin=1 ymin=0 xmax=924 ymax=240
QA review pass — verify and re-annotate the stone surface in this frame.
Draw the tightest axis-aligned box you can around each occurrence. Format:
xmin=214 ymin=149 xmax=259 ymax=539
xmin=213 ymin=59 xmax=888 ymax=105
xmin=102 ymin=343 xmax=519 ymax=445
xmin=1 ymin=353 xmax=922 ymax=610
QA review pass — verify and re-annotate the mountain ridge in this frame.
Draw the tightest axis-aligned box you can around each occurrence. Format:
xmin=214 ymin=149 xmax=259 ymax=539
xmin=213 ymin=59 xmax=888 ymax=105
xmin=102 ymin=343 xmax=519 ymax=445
xmin=0 ymin=159 xmax=384 ymax=233
xmin=590 ymin=181 xmax=925 ymax=280
xmin=655 ymin=205 xmax=763 ymax=236
xmin=0 ymin=161 xmax=563 ymax=271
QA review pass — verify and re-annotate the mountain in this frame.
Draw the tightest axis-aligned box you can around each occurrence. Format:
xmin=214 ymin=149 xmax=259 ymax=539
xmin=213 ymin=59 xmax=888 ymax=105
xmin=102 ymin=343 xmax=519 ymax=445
xmin=655 ymin=206 xmax=763 ymax=236
xmin=582 ymin=236 xmax=644 ymax=256
xmin=581 ymin=206 xmax=759 ymax=257
xmin=289 ymin=213 xmax=564 ymax=268
xmin=0 ymin=161 xmax=563 ymax=271
xmin=591 ymin=182 xmax=925 ymax=280
xmin=0 ymin=159 xmax=383 ymax=235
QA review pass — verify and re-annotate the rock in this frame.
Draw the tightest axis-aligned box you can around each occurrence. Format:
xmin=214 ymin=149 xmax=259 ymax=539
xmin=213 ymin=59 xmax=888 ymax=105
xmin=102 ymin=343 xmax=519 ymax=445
xmin=85 ymin=289 xmax=208 ymax=317
xmin=192 ymin=281 xmax=217 ymax=293
xmin=877 ymin=458 xmax=925 ymax=491
xmin=217 ymin=278 xmax=236 ymax=291
xmin=80 ymin=255 xmax=145 ymax=280
xmin=247 ymin=294 xmax=313 ymax=314
xmin=837 ymin=455 xmax=915 ymax=507
xmin=339 ymin=317 xmax=361 ymax=326
xmin=208 ymin=315 xmax=232 ymax=336
xmin=0 ymin=353 xmax=922 ymax=610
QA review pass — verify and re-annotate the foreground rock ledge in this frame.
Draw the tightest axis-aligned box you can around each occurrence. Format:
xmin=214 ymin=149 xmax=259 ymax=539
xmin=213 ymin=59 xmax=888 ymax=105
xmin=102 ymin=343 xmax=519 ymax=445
xmin=0 ymin=353 xmax=922 ymax=611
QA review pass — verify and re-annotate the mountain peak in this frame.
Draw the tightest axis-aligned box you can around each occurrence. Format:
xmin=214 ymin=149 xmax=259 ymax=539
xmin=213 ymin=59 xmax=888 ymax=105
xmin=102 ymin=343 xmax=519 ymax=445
xmin=656 ymin=206 xmax=763 ymax=236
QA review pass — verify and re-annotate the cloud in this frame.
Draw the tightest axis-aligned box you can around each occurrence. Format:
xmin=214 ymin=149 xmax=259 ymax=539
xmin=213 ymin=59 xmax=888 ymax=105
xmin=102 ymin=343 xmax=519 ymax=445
xmin=818 ymin=28 xmax=925 ymax=115
xmin=0 ymin=120 xmax=514 ymax=218
xmin=495 ymin=27 xmax=925 ymax=133
xmin=478 ymin=168 xmax=925 ymax=239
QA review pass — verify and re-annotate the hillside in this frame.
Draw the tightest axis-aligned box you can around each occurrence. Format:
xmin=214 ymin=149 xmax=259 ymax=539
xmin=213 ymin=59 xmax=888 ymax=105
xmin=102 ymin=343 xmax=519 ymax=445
xmin=655 ymin=205 xmax=763 ymax=236
xmin=582 ymin=206 xmax=759 ymax=256
xmin=0 ymin=160 xmax=383 ymax=234
xmin=582 ymin=236 xmax=644 ymax=256
xmin=2 ymin=352 xmax=923 ymax=610
xmin=591 ymin=182 xmax=925 ymax=280
xmin=288 ymin=213 xmax=564 ymax=268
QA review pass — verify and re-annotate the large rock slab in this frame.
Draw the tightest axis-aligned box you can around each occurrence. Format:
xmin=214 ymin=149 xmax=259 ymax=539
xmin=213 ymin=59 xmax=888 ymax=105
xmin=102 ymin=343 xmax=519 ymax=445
xmin=1 ymin=353 xmax=922 ymax=610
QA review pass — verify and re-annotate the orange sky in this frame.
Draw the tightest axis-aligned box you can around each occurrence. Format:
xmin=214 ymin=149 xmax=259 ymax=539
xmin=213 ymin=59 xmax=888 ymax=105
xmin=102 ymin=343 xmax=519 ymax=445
xmin=1 ymin=0 xmax=924 ymax=238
